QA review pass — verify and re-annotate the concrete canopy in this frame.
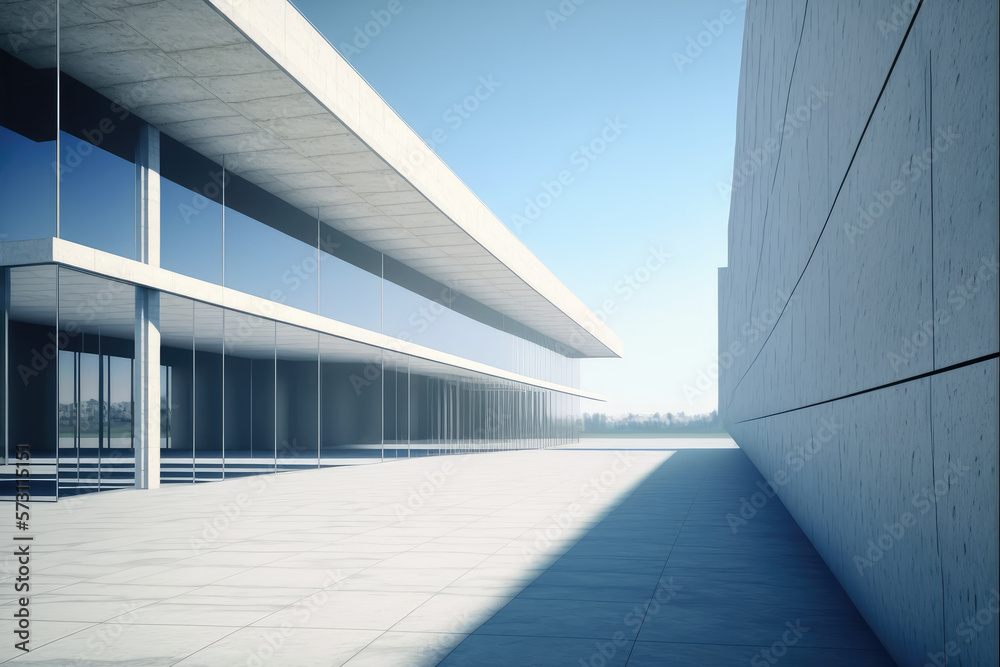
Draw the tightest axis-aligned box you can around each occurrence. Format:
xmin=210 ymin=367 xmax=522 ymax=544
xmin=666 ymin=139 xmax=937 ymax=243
xmin=0 ymin=0 xmax=623 ymax=358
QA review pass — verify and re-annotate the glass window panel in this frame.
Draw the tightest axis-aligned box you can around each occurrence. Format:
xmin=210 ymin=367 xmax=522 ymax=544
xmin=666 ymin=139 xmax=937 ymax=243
xmin=0 ymin=126 xmax=57 ymax=241
xmin=320 ymin=335 xmax=383 ymax=463
xmin=225 ymin=207 xmax=318 ymax=313
xmin=0 ymin=7 xmax=57 ymax=243
xmin=275 ymin=323 xmax=318 ymax=468
xmin=224 ymin=311 xmax=275 ymax=468
xmin=160 ymin=176 xmax=224 ymax=284
xmin=159 ymin=135 xmax=225 ymax=282
xmin=57 ymin=130 xmax=135 ymax=258
xmin=160 ymin=293 xmax=194 ymax=484
xmin=58 ymin=349 xmax=76 ymax=450
xmin=107 ymin=355 xmax=133 ymax=448
xmin=193 ymin=301 xmax=224 ymax=481
xmin=382 ymin=280 xmax=507 ymax=368
xmin=7 ymin=265 xmax=64 ymax=462
xmin=51 ymin=268 xmax=136 ymax=493
xmin=318 ymin=248 xmax=381 ymax=331
xmin=59 ymin=1 xmax=147 ymax=260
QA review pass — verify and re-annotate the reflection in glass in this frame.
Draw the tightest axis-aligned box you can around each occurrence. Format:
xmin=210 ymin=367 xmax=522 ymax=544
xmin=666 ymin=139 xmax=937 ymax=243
xmin=319 ymin=246 xmax=381 ymax=331
xmin=224 ymin=311 xmax=276 ymax=470
xmin=106 ymin=355 xmax=133 ymax=449
xmin=276 ymin=324 xmax=319 ymax=469
xmin=0 ymin=126 xmax=57 ymax=242
xmin=194 ymin=301 xmax=224 ymax=481
xmin=382 ymin=279 xmax=508 ymax=368
xmin=0 ymin=16 xmax=57 ymax=244
xmin=161 ymin=176 xmax=224 ymax=284
xmin=46 ymin=268 xmax=138 ymax=494
xmin=57 ymin=130 xmax=135 ymax=258
xmin=225 ymin=207 xmax=318 ymax=313
xmin=320 ymin=336 xmax=383 ymax=463
xmin=160 ymin=294 xmax=194 ymax=483
xmin=382 ymin=354 xmax=409 ymax=459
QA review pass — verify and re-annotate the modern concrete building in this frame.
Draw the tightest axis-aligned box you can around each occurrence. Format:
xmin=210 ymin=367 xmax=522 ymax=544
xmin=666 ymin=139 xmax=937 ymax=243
xmin=0 ymin=0 xmax=621 ymax=499
xmin=719 ymin=1 xmax=998 ymax=665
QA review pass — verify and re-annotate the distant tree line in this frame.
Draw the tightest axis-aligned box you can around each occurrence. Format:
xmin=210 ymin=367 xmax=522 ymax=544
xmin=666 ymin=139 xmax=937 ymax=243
xmin=582 ymin=410 xmax=723 ymax=434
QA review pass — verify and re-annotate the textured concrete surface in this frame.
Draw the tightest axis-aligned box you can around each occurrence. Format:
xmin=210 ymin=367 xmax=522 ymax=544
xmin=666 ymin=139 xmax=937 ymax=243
xmin=0 ymin=440 xmax=892 ymax=665
xmin=720 ymin=1 xmax=999 ymax=665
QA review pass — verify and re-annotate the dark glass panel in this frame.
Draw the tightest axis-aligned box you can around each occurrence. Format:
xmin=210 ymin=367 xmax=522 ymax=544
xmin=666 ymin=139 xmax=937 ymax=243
xmin=0 ymin=45 xmax=56 ymax=242
xmin=193 ymin=301 xmax=224 ymax=481
xmin=160 ymin=293 xmax=194 ymax=484
xmin=275 ymin=323 xmax=318 ymax=468
xmin=160 ymin=135 xmax=225 ymax=283
xmin=57 ymin=71 xmax=140 ymax=259
xmin=225 ymin=206 xmax=318 ymax=313
xmin=318 ymin=224 xmax=381 ymax=331
xmin=224 ymin=311 xmax=275 ymax=467
xmin=320 ymin=336 xmax=382 ymax=463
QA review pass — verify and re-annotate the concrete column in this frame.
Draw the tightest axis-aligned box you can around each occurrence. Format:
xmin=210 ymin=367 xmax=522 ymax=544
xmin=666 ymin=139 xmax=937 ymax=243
xmin=134 ymin=288 xmax=160 ymax=489
xmin=135 ymin=123 xmax=160 ymax=267
xmin=135 ymin=121 xmax=161 ymax=489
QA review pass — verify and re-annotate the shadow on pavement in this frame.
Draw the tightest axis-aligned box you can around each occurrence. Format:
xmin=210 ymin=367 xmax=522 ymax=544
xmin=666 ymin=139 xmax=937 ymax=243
xmin=436 ymin=448 xmax=895 ymax=667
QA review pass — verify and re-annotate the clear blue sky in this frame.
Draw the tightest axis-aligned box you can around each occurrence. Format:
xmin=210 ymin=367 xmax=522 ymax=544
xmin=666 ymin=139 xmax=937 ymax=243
xmin=293 ymin=0 xmax=746 ymax=417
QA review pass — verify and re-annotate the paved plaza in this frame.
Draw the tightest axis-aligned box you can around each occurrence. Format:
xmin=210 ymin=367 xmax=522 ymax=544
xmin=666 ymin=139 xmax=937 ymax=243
xmin=1 ymin=439 xmax=892 ymax=665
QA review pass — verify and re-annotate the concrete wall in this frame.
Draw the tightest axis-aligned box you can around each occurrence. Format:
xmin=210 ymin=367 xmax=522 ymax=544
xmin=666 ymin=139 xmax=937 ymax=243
xmin=719 ymin=2 xmax=998 ymax=665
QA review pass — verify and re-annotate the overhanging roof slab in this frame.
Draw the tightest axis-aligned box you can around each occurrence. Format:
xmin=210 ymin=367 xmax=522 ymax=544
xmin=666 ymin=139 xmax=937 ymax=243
xmin=0 ymin=0 xmax=622 ymax=358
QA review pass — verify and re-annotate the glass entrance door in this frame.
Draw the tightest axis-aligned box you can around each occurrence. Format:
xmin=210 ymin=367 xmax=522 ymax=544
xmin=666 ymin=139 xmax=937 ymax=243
xmin=57 ymin=347 xmax=134 ymax=495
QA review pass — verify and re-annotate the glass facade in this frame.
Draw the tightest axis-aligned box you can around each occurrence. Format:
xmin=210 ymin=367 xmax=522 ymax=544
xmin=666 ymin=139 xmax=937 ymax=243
xmin=2 ymin=266 xmax=579 ymax=496
xmin=0 ymin=10 xmax=589 ymax=499
xmin=159 ymin=153 xmax=225 ymax=285
xmin=156 ymin=133 xmax=580 ymax=382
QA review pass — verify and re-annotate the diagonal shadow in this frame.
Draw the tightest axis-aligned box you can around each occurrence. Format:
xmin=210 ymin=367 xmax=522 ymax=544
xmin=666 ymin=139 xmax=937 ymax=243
xmin=432 ymin=447 xmax=896 ymax=667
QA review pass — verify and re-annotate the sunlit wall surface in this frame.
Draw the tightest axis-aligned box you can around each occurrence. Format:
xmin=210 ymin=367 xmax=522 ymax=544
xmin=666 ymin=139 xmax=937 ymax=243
xmin=719 ymin=2 xmax=998 ymax=665
xmin=0 ymin=2 xmax=586 ymax=499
